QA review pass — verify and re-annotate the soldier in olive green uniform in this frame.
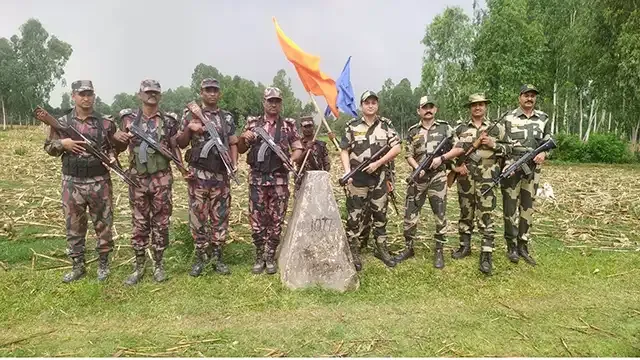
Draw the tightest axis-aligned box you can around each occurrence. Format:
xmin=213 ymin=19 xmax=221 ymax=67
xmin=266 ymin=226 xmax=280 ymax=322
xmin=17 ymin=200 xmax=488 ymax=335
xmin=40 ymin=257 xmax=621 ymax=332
xmin=450 ymin=93 xmax=511 ymax=275
xmin=500 ymin=84 xmax=551 ymax=266
xmin=395 ymin=96 xmax=461 ymax=269
xmin=340 ymin=91 xmax=402 ymax=271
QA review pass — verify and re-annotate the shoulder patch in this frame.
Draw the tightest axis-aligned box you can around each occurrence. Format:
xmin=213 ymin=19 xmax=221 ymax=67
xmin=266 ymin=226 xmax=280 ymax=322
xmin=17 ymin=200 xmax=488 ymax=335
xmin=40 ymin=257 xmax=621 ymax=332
xmin=380 ymin=116 xmax=392 ymax=125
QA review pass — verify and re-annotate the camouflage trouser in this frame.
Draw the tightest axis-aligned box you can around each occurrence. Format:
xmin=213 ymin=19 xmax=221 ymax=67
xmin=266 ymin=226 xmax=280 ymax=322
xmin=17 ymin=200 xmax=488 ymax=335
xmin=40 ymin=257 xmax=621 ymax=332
xmin=61 ymin=178 xmax=114 ymax=258
xmin=359 ymin=207 xmax=373 ymax=243
xmin=501 ymin=164 xmax=541 ymax=244
xmin=249 ymin=184 xmax=290 ymax=258
xmin=188 ymin=180 xmax=231 ymax=250
xmin=129 ymin=170 xmax=173 ymax=252
xmin=403 ymin=171 xmax=448 ymax=244
xmin=345 ymin=175 xmax=389 ymax=248
xmin=457 ymin=163 xmax=500 ymax=252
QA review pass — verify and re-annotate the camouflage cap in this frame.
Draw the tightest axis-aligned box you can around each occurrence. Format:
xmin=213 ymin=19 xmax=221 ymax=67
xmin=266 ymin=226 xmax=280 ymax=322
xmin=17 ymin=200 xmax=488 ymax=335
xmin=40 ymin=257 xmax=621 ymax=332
xmin=264 ymin=87 xmax=283 ymax=100
xmin=165 ymin=111 xmax=178 ymax=120
xmin=465 ymin=93 xmax=491 ymax=107
xmin=118 ymin=108 xmax=133 ymax=119
xmin=360 ymin=90 xmax=378 ymax=103
xmin=139 ymin=79 xmax=161 ymax=93
xmin=520 ymin=83 xmax=539 ymax=95
xmin=300 ymin=116 xmax=314 ymax=127
xmin=71 ymin=80 xmax=94 ymax=93
xmin=419 ymin=95 xmax=437 ymax=107
xmin=200 ymin=78 xmax=220 ymax=89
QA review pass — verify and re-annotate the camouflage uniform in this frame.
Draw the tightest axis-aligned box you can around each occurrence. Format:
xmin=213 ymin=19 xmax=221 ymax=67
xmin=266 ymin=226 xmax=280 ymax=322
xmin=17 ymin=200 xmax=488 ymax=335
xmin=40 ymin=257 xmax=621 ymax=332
xmin=119 ymin=82 xmax=180 ymax=284
xmin=295 ymin=117 xmax=331 ymax=192
xmin=501 ymin=91 xmax=551 ymax=266
xmin=340 ymin=111 xmax=400 ymax=269
xmin=43 ymin=80 xmax=122 ymax=283
xmin=398 ymin=118 xmax=456 ymax=265
xmin=244 ymin=107 xmax=301 ymax=273
xmin=452 ymin=97 xmax=511 ymax=274
xmin=180 ymin=79 xmax=237 ymax=276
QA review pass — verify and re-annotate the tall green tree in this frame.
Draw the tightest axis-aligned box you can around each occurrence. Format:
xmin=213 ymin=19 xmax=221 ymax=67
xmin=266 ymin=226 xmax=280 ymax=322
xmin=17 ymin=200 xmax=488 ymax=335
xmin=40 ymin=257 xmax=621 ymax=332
xmin=60 ymin=92 xmax=71 ymax=110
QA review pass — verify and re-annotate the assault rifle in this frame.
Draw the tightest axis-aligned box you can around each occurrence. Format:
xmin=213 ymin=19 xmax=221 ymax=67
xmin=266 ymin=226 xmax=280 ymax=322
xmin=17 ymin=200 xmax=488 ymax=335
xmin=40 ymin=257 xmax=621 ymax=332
xmin=446 ymin=120 xmax=501 ymax=187
xmin=338 ymin=144 xmax=391 ymax=187
xmin=34 ymin=106 xmax=140 ymax=188
xmin=406 ymin=137 xmax=450 ymax=185
xmin=481 ymin=138 xmax=557 ymax=196
xmin=186 ymin=102 xmax=239 ymax=185
xmin=253 ymin=127 xmax=301 ymax=182
xmin=127 ymin=122 xmax=190 ymax=177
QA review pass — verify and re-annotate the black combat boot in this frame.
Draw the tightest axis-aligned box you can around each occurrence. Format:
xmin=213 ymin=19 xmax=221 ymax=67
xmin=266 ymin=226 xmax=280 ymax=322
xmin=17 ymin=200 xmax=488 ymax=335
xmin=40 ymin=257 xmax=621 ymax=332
xmin=212 ymin=245 xmax=230 ymax=275
xmin=124 ymin=250 xmax=146 ymax=285
xmin=479 ymin=251 xmax=493 ymax=275
xmin=97 ymin=253 xmax=110 ymax=282
xmin=252 ymin=245 xmax=266 ymax=274
xmin=62 ymin=256 xmax=86 ymax=283
xmin=373 ymin=241 xmax=396 ymax=268
xmin=433 ymin=241 xmax=445 ymax=269
xmin=350 ymin=243 xmax=362 ymax=272
xmin=189 ymin=249 xmax=209 ymax=277
xmin=394 ymin=236 xmax=414 ymax=263
xmin=517 ymin=240 xmax=536 ymax=266
xmin=452 ymin=234 xmax=472 ymax=259
xmin=506 ymin=239 xmax=520 ymax=263
xmin=152 ymin=250 xmax=167 ymax=282
xmin=264 ymin=247 xmax=278 ymax=275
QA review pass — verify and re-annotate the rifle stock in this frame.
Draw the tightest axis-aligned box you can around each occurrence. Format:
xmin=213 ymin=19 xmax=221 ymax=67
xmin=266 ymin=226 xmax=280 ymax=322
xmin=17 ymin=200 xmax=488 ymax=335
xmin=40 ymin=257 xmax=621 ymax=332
xmin=33 ymin=106 xmax=140 ymax=188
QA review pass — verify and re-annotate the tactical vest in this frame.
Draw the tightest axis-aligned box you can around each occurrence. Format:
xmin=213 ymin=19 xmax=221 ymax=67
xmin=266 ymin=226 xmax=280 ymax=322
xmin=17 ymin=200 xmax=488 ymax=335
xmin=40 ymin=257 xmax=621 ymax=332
xmin=130 ymin=111 xmax=170 ymax=175
xmin=186 ymin=111 xmax=228 ymax=173
xmin=61 ymin=113 xmax=109 ymax=178
xmin=246 ymin=118 xmax=286 ymax=174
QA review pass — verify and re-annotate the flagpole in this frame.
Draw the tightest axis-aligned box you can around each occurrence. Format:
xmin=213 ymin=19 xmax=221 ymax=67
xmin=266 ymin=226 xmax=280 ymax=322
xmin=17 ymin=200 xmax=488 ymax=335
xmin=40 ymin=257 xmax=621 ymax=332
xmin=307 ymin=92 xmax=341 ymax=150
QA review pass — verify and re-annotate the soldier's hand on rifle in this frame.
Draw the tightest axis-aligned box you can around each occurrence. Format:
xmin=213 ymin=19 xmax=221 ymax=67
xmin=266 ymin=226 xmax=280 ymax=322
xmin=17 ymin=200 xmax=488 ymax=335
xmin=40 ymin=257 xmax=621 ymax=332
xmin=60 ymin=138 xmax=86 ymax=155
xmin=364 ymin=160 xmax=381 ymax=174
xmin=480 ymin=133 xmax=495 ymax=148
xmin=241 ymin=130 xmax=256 ymax=143
xmin=430 ymin=156 xmax=443 ymax=169
xmin=113 ymin=130 xmax=132 ymax=144
xmin=188 ymin=122 xmax=204 ymax=134
xmin=533 ymin=152 xmax=546 ymax=165
xmin=342 ymin=171 xmax=353 ymax=186
xmin=418 ymin=170 xmax=426 ymax=178
xmin=454 ymin=164 xmax=469 ymax=176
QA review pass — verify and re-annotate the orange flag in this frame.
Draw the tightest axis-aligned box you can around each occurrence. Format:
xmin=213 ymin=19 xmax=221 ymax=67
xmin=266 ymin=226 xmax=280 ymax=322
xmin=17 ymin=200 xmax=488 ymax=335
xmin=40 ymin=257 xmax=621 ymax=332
xmin=272 ymin=17 xmax=339 ymax=117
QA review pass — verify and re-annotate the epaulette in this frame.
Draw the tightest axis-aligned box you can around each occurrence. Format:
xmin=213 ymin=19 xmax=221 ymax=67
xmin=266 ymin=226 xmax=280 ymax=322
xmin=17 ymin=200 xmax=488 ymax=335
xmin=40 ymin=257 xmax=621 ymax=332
xmin=380 ymin=116 xmax=392 ymax=125
xmin=283 ymin=117 xmax=296 ymax=124
xmin=435 ymin=119 xmax=449 ymax=125
xmin=407 ymin=122 xmax=421 ymax=131
xmin=346 ymin=117 xmax=361 ymax=126
xmin=534 ymin=109 xmax=548 ymax=119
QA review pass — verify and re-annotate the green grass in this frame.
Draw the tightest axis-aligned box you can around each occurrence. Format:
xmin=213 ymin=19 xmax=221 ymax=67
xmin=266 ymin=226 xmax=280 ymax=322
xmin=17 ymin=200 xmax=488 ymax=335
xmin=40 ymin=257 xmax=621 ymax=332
xmin=1 ymin=128 xmax=639 ymax=357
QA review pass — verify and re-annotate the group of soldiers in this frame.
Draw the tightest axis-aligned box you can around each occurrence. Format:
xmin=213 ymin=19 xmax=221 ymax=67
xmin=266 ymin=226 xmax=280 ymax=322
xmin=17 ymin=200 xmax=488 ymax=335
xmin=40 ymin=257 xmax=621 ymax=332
xmin=43 ymin=77 xmax=549 ymax=284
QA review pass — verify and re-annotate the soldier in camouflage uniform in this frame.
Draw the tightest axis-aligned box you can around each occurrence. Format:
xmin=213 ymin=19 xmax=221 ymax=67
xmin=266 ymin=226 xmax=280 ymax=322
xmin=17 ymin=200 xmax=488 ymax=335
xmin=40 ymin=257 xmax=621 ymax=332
xmin=340 ymin=90 xmax=402 ymax=271
xmin=117 ymin=80 xmax=181 ymax=285
xmin=450 ymin=93 xmax=511 ymax=275
xmin=176 ymin=78 xmax=238 ymax=277
xmin=238 ymin=87 xmax=304 ymax=275
xmin=395 ymin=96 xmax=461 ymax=269
xmin=294 ymin=116 xmax=330 ymax=191
xmin=500 ymin=84 xmax=551 ymax=266
xmin=44 ymin=80 xmax=129 ymax=283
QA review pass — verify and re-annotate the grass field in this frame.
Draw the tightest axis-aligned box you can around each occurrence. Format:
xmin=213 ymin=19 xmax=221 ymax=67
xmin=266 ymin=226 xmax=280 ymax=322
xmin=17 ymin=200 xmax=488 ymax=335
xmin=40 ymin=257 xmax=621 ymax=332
xmin=0 ymin=127 xmax=639 ymax=357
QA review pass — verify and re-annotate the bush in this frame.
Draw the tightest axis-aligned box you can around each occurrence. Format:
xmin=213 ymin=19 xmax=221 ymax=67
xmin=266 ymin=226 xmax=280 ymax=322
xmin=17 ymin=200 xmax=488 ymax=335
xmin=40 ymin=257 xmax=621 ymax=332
xmin=551 ymin=132 xmax=635 ymax=164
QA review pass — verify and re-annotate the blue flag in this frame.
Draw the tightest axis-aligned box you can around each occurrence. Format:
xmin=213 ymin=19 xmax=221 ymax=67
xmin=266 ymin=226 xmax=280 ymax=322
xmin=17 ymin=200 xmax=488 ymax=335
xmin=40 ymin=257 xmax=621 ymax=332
xmin=325 ymin=56 xmax=359 ymax=118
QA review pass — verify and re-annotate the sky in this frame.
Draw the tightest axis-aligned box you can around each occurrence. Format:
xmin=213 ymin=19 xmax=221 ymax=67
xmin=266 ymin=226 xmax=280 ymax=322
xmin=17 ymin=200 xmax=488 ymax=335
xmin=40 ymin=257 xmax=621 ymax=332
xmin=1 ymin=0 xmax=478 ymax=108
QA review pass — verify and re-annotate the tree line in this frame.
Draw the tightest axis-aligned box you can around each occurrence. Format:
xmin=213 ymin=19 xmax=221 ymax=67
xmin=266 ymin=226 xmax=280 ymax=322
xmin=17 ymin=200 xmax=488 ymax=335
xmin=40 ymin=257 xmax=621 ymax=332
xmin=2 ymin=0 xmax=640 ymax=148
